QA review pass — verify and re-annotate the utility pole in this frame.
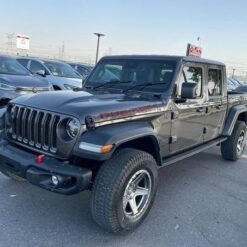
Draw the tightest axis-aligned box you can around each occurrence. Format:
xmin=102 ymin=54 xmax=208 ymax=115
xmin=232 ymin=68 xmax=236 ymax=78
xmin=94 ymin=33 xmax=105 ymax=64
xmin=61 ymin=41 xmax=65 ymax=59
xmin=197 ymin=36 xmax=201 ymax=46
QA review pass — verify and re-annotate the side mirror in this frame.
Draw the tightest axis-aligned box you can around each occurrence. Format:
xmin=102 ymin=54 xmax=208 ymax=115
xmin=181 ymin=82 xmax=197 ymax=99
xmin=35 ymin=70 xmax=46 ymax=77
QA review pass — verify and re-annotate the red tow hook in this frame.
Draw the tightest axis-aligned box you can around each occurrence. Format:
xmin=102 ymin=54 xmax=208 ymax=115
xmin=36 ymin=154 xmax=45 ymax=164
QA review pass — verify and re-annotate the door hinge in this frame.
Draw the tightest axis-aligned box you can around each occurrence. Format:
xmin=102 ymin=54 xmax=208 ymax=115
xmin=169 ymin=136 xmax=177 ymax=144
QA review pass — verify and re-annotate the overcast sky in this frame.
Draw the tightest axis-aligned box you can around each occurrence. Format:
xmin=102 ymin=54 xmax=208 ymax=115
xmin=1 ymin=0 xmax=247 ymax=67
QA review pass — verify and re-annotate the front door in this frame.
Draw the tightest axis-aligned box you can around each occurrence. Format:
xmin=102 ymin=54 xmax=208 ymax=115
xmin=170 ymin=63 xmax=206 ymax=154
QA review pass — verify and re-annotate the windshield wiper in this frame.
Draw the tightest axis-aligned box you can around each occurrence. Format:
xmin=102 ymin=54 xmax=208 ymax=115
xmin=88 ymin=80 xmax=132 ymax=90
xmin=123 ymin=82 xmax=167 ymax=93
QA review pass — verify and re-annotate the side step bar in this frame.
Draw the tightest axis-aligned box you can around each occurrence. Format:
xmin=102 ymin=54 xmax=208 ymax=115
xmin=160 ymin=137 xmax=227 ymax=168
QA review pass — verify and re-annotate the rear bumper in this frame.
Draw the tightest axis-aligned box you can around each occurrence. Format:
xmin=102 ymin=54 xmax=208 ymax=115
xmin=0 ymin=141 xmax=92 ymax=195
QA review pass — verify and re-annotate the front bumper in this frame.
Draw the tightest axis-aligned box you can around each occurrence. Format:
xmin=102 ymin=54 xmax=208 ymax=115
xmin=0 ymin=141 xmax=92 ymax=195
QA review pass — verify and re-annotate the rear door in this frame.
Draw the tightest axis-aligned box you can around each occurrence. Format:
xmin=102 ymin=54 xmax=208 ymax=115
xmin=204 ymin=66 xmax=227 ymax=141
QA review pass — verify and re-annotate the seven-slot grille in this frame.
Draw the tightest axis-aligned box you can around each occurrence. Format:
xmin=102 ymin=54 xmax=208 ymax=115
xmin=6 ymin=105 xmax=61 ymax=153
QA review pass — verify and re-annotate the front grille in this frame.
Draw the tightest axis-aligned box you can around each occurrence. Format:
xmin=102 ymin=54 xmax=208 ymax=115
xmin=6 ymin=105 xmax=61 ymax=154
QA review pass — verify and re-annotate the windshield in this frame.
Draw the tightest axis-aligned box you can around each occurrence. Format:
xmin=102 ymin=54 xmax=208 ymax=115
xmin=86 ymin=59 xmax=177 ymax=93
xmin=44 ymin=61 xmax=81 ymax=79
xmin=0 ymin=57 xmax=30 ymax=76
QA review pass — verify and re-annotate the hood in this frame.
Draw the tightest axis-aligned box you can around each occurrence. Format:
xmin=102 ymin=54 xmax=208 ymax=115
xmin=0 ymin=74 xmax=50 ymax=88
xmin=12 ymin=91 xmax=167 ymax=124
xmin=46 ymin=75 xmax=82 ymax=88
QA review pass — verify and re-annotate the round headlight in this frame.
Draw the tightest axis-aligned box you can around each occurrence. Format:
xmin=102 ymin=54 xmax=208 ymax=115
xmin=66 ymin=119 xmax=79 ymax=138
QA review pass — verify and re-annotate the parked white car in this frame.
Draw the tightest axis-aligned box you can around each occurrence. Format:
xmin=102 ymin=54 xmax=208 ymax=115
xmin=17 ymin=57 xmax=83 ymax=90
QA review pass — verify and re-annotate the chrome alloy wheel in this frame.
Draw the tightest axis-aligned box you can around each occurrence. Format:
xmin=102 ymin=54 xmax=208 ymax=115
xmin=123 ymin=169 xmax=152 ymax=219
xmin=237 ymin=130 xmax=246 ymax=154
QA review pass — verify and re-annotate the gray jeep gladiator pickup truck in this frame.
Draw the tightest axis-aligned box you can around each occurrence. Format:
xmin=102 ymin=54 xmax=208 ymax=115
xmin=0 ymin=55 xmax=246 ymax=234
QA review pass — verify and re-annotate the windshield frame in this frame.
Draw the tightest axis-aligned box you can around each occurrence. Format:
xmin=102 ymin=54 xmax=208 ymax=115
xmin=85 ymin=58 xmax=178 ymax=94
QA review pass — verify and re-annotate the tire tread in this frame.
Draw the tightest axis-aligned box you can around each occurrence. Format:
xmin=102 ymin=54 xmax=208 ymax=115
xmin=221 ymin=120 xmax=246 ymax=161
xmin=91 ymin=148 xmax=157 ymax=234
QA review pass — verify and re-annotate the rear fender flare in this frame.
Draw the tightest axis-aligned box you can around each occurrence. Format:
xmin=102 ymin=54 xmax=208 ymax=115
xmin=222 ymin=105 xmax=247 ymax=136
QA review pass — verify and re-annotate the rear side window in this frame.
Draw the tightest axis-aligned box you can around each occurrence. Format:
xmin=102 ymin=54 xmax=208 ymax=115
xmin=208 ymin=69 xmax=222 ymax=96
xmin=17 ymin=59 xmax=29 ymax=68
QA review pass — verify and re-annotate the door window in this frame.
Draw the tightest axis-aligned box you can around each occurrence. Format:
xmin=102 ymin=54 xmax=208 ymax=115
xmin=29 ymin=61 xmax=45 ymax=74
xmin=177 ymin=65 xmax=203 ymax=98
xmin=208 ymin=69 xmax=222 ymax=96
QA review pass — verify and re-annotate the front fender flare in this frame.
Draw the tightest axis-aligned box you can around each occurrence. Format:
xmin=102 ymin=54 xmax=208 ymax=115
xmin=73 ymin=122 xmax=160 ymax=162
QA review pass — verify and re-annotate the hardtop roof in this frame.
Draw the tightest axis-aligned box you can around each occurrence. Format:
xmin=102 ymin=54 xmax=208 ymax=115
xmin=101 ymin=55 xmax=225 ymax=67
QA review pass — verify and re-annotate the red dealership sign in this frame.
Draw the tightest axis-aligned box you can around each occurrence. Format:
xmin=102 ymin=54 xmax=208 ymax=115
xmin=186 ymin=43 xmax=202 ymax=57
xmin=16 ymin=34 xmax=30 ymax=50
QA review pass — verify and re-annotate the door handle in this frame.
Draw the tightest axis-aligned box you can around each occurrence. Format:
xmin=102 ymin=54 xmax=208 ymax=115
xmin=197 ymin=107 xmax=207 ymax=113
xmin=216 ymin=105 xmax=224 ymax=110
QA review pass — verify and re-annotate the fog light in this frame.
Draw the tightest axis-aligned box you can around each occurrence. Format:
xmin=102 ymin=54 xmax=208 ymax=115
xmin=52 ymin=175 xmax=59 ymax=186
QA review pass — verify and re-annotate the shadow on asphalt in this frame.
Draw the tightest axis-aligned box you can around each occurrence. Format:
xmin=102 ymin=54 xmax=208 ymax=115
xmin=0 ymin=146 xmax=246 ymax=247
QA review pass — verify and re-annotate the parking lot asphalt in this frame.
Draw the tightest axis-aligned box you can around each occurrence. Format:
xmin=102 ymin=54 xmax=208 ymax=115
xmin=0 ymin=146 xmax=246 ymax=247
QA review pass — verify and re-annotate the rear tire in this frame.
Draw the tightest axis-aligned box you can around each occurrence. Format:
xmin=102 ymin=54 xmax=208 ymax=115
xmin=221 ymin=120 xmax=247 ymax=161
xmin=90 ymin=148 xmax=158 ymax=234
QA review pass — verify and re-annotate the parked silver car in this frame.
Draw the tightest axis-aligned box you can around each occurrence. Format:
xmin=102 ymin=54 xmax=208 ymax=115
xmin=228 ymin=77 xmax=247 ymax=93
xmin=0 ymin=55 xmax=52 ymax=106
xmin=68 ymin=62 xmax=94 ymax=78
xmin=17 ymin=57 xmax=83 ymax=90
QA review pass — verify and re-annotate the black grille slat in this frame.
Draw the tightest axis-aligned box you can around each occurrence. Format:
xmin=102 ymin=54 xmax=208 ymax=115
xmin=21 ymin=108 xmax=27 ymax=138
xmin=6 ymin=105 xmax=62 ymax=154
xmin=41 ymin=114 xmax=51 ymax=149
xmin=33 ymin=111 xmax=40 ymax=146
xmin=29 ymin=110 xmax=37 ymax=145
xmin=12 ymin=106 xmax=19 ymax=138
xmin=49 ymin=116 xmax=56 ymax=150
xmin=21 ymin=108 xmax=30 ymax=143
xmin=16 ymin=107 xmax=24 ymax=140
xmin=35 ymin=112 xmax=44 ymax=148
xmin=50 ymin=116 xmax=60 ymax=152
xmin=27 ymin=110 xmax=34 ymax=143
xmin=43 ymin=114 xmax=52 ymax=148
xmin=25 ymin=109 xmax=31 ymax=141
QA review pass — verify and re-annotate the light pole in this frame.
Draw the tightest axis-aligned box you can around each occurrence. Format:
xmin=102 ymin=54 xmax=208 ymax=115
xmin=94 ymin=33 xmax=105 ymax=64
xmin=197 ymin=36 xmax=201 ymax=46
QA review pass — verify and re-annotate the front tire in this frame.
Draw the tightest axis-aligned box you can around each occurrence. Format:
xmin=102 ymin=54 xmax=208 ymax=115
xmin=221 ymin=120 xmax=247 ymax=161
xmin=90 ymin=148 xmax=158 ymax=234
